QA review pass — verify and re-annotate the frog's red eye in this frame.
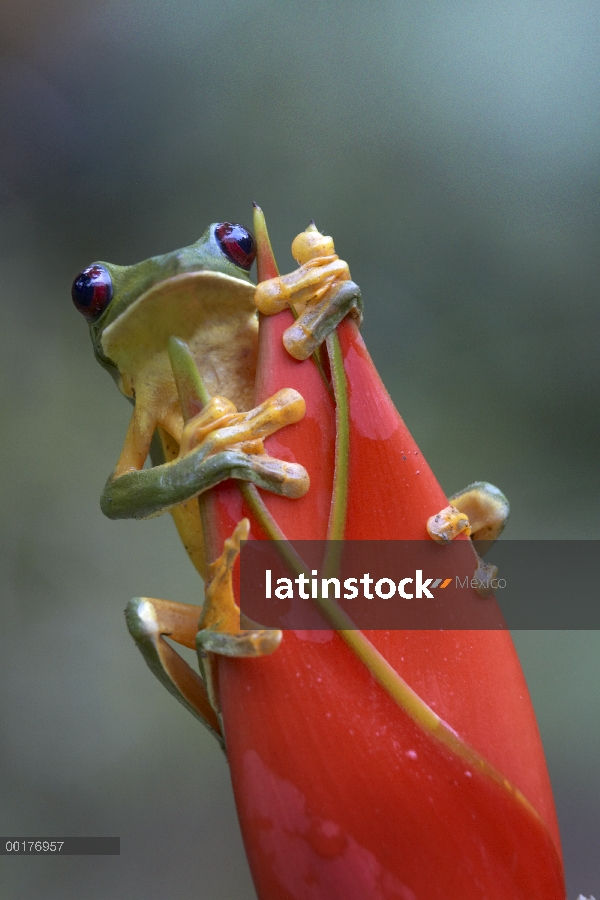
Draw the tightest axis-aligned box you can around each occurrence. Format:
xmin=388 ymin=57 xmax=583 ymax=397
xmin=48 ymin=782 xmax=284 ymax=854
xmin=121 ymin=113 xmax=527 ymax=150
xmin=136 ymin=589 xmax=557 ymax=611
xmin=215 ymin=223 xmax=256 ymax=271
xmin=71 ymin=265 xmax=113 ymax=322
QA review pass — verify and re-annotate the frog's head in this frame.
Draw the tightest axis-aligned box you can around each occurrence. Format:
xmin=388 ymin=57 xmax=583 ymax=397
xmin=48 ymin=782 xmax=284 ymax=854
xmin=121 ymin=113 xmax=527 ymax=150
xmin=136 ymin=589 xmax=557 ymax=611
xmin=72 ymin=223 xmax=259 ymax=422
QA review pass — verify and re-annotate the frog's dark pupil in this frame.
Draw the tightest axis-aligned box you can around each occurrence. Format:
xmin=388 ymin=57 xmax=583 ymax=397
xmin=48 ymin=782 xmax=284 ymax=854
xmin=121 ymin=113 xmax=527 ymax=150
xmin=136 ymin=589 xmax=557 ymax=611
xmin=71 ymin=265 xmax=113 ymax=322
xmin=215 ymin=222 xmax=256 ymax=271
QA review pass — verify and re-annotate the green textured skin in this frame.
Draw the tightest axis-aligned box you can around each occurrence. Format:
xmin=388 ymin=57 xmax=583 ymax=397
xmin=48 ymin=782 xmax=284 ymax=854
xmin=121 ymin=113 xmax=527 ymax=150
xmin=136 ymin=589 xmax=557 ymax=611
xmin=101 ymin=447 xmax=307 ymax=520
xmin=89 ymin=224 xmax=254 ymax=388
xmin=124 ymin=598 xmax=225 ymax=749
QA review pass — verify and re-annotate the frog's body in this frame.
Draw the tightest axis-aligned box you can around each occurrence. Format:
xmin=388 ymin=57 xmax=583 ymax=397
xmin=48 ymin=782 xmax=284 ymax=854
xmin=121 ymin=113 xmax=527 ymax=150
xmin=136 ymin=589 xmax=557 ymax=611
xmin=73 ymin=209 xmax=510 ymax=754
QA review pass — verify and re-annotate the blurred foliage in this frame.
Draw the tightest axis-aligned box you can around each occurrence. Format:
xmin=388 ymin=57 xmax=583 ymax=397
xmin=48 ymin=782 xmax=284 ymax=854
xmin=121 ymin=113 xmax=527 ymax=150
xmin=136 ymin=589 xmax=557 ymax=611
xmin=1 ymin=1 xmax=598 ymax=897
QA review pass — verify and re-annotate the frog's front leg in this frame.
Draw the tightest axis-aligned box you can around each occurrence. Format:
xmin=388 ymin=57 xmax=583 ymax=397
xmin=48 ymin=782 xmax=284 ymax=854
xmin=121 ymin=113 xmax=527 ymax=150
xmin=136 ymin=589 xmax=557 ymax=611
xmin=254 ymin=221 xmax=363 ymax=361
xmin=282 ymin=280 xmax=363 ymax=360
xmin=100 ymin=387 xmax=309 ymax=521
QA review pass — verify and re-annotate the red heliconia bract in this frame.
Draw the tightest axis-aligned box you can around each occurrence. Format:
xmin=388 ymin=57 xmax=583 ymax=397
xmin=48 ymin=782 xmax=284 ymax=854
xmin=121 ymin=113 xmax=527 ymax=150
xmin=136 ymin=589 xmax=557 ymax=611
xmin=207 ymin=284 xmax=565 ymax=893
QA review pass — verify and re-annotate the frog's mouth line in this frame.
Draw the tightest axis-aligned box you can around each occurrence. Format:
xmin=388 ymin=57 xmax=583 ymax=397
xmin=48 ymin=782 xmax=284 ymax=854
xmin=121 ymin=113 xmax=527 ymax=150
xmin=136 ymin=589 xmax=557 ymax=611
xmin=98 ymin=269 xmax=259 ymax=412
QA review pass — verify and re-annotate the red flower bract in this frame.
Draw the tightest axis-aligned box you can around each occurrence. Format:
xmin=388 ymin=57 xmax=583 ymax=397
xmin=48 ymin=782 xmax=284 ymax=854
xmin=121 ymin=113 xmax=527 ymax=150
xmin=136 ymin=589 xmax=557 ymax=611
xmin=206 ymin=241 xmax=565 ymax=898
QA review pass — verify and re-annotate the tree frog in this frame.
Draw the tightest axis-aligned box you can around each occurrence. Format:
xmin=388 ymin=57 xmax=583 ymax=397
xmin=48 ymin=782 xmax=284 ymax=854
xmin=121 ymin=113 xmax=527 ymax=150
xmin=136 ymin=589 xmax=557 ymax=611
xmin=72 ymin=220 xmax=322 ymax=743
xmin=72 ymin=222 xmax=310 ymax=579
xmin=72 ymin=214 xmax=511 ymax=743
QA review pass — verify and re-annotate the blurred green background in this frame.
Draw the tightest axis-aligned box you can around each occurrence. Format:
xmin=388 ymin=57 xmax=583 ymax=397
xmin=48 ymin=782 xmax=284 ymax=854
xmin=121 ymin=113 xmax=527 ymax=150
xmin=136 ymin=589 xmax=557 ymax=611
xmin=1 ymin=1 xmax=598 ymax=897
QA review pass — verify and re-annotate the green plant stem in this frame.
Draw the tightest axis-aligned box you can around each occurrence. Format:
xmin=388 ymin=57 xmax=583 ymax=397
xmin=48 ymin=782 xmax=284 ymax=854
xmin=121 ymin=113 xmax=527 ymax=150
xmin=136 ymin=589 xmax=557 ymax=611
xmin=322 ymin=331 xmax=349 ymax=581
xmin=289 ymin=302 xmax=333 ymax=398
xmin=167 ymin=336 xmax=219 ymax=564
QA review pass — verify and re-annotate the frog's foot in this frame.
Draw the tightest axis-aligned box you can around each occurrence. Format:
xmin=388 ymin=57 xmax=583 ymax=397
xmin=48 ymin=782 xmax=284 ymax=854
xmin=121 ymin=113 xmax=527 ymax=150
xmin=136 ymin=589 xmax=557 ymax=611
xmin=427 ymin=482 xmax=509 ymax=547
xmin=427 ymin=506 xmax=471 ymax=543
xmin=428 ymin=482 xmax=509 ymax=598
xmin=471 ymin=557 xmax=499 ymax=599
xmin=283 ymin=280 xmax=363 ymax=361
xmin=177 ymin=395 xmax=238 ymax=456
xmin=101 ymin=388 xmax=309 ymax=520
xmin=254 ymin=219 xmax=363 ymax=359
xmin=449 ymin=482 xmax=510 ymax=548
xmin=189 ymin=387 xmax=305 ymax=458
xmin=426 ymin=507 xmax=499 ymax=599
xmin=197 ymin=518 xmax=282 ymax=659
xmin=179 ymin=386 xmax=310 ymax=498
xmin=125 ymin=595 xmax=224 ymax=748
xmin=194 ymin=519 xmax=282 ymax=725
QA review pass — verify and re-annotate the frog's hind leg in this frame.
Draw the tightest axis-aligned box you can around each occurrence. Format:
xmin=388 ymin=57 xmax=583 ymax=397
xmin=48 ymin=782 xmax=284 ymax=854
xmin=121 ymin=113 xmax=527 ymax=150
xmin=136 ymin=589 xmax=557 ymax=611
xmin=114 ymin=406 xmax=157 ymax=477
xmin=449 ymin=481 xmax=510 ymax=549
xmin=125 ymin=596 xmax=224 ymax=750
xmin=427 ymin=482 xmax=509 ymax=551
xmin=426 ymin=482 xmax=510 ymax=599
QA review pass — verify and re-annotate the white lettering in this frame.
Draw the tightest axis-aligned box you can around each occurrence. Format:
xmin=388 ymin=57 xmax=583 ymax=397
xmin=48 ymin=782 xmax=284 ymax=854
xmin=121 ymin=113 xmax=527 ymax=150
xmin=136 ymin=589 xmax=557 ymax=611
xmin=344 ymin=577 xmax=358 ymax=599
xmin=275 ymin=578 xmax=294 ymax=600
xmin=375 ymin=578 xmax=396 ymax=599
xmin=415 ymin=569 xmax=433 ymax=599
xmin=295 ymin=573 xmax=310 ymax=599
xmin=311 ymin=570 xmax=319 ymax=598
xmin=399 ymin=578 xmax=413 ymax=599
xmin=360 ymin=573 xmax=374 ymax=599
xmin=321 ymin=577 xmax=341 ymax=598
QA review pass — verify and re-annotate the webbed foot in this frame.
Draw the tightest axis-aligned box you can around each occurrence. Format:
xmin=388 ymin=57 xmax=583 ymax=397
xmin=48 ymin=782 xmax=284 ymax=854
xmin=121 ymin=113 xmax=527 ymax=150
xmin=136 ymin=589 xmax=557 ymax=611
xmin=254 ymin=217 xmax=363 ymax=360
xmin=427 ymin=482 xmax=509 ymax=599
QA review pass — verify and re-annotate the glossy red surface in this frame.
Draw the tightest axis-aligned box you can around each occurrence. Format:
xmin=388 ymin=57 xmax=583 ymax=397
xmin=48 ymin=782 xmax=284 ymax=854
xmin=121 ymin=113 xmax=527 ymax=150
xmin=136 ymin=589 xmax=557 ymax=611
xmin=211 ymin=310 xmax=565 ymax=899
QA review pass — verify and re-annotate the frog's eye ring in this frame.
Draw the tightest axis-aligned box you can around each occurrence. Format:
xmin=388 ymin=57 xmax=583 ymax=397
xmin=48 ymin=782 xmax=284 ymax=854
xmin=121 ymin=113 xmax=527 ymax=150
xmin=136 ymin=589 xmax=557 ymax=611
xmin=215 ymin=223 xmax=256 ymax=271
xmin=72 ymin=265 xmax=113 ymax=322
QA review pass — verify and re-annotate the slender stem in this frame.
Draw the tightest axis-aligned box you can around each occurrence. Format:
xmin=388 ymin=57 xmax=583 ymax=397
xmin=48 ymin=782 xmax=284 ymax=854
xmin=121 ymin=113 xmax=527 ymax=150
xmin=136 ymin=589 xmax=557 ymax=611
xmin=325 ymin=331 xmax=350 ymax=542
xmin=323 ymin=332 xmax=350 ymax=583
xmin=309 ymin=343 xmax=334 ymax=398
xmin=167 ymin=336 xmax=218 ymax=564
xmin=240 ymin=482 xmax=306 ymax=575
xmin=240 ymin=482 xmax=285 ymax=540
xmin=289 ymin=302 xmax=334 ymax=398
xmin=198 ymin=494 xmax=220 ymax=568
xmin=168 ymin=336 xmax=211 ymax=412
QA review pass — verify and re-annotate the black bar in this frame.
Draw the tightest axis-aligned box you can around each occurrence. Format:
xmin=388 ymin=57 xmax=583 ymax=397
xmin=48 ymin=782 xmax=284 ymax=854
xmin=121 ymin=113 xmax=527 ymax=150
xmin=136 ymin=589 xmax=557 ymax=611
xmin=1 ymin=838 xmax=120 ymax=855
xmin=239 ymin=540 xmax=600 ymax=629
